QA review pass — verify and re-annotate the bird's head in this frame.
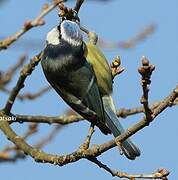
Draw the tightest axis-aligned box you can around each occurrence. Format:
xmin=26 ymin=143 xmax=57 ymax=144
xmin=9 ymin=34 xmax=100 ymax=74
xmin=46 ymin=20 xmax=83 ymax=46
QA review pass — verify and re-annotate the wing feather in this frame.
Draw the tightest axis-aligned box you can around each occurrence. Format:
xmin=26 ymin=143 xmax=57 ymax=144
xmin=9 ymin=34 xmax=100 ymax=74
xmin=42 ymin=58 xmax=110 ymax=134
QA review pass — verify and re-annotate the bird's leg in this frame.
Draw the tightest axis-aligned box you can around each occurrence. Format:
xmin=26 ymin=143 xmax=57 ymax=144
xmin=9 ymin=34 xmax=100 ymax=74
xmin=111 ymin=56 xmax=125 ymax=80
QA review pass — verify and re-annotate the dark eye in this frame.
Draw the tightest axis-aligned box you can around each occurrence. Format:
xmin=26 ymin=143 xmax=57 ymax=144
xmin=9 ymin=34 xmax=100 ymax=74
xmin=72 ymin=10 xmax=80 ymax=23
xmin=62 ymin=17 xmax=67 ymax=21
xmin=73 ymin=10 xmax=78 ymax=18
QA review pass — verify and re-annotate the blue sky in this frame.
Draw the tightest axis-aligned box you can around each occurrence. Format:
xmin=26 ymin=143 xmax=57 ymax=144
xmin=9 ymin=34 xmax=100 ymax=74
xmin=0 ymin=0 xmax=178 ymax=179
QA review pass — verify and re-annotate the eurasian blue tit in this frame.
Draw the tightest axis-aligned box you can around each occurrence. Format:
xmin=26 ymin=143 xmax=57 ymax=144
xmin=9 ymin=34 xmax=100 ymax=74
xmin=41 ymin=20 xmax=140 ymax=160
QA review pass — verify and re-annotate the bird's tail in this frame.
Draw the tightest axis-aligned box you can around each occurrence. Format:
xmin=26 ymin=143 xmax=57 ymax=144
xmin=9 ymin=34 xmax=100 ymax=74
xmin=102 ymin=96 xmax=141 ymax=160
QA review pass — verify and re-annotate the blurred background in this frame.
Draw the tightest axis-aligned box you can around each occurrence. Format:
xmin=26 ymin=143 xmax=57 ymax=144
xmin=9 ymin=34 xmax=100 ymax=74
xmin=0 ymin=0 xmax=178 ymax=179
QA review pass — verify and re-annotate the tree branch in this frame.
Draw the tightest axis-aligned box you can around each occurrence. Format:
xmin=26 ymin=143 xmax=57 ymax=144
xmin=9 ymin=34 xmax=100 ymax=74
xmin=0 ymin=54 xmax=27 ymax=86
xmin=114 ymin=85 xmax=178 ymax=146
xmin=0 ymin=84 xmax=177 ymax=179
xmin=0 ymin=1 xmax=176 ymax=179
xmin=98 ymin=24 xmax=156 ymax=49
xmin=138 ymin=57 xmax=155 ymax=124
xmin=1 ymin=86 xmax=51 ymax=101
xmin=79 ymin=123 xmax=95 ymax=150
xmin=11 ymin=96 xmax=178 ymax=125
xmin=14 ymin=114 xmax=83 ymax=124
xmin=89 ymin=158 xmax=169 ymax=179
xmin=0 ymin=0 xmax=65 ymax=50
xmin=4 ymin=52 xmax=43 ymax=114
xmin=34 ymin=125 xmax=63 ymax=149
xmin=0 ymin=124 xmax=62 ymax=163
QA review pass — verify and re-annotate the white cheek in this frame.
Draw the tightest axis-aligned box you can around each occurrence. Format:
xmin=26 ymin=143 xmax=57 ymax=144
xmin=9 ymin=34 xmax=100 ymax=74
xmin=46 ymin=27 xmax=60 ymax=45
xmin=47 ymin=36 xmax=60 ymax=45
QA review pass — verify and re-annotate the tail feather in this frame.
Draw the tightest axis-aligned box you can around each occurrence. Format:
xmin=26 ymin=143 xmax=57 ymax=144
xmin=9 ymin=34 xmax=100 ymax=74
xmin=103 ymin=96 xmax=141 ymax=160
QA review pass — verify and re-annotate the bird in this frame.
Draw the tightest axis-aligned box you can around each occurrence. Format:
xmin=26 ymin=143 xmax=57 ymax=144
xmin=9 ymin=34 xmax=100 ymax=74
xmin=41 ymin=19 xmax=141 ymax=160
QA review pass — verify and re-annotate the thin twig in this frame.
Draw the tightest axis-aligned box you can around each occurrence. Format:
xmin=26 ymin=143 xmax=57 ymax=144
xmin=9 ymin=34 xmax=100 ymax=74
xmin=14 ymin=114 xmax=83 ymax=124
xmin=79 ymin=123 xmax=95 ymax=150
xmin=116 ymin=102 xmax=160 ymax=118
xmin=98 ymin=24 xmax=156 ymax=49
xmin=0 ymin=0 xmax=65 ymax=50
xmin=0 ymin=123 xmax=38 ymax=162
xmin=0 ymin=54 xmax=27 ymax=85
xmin=2 ymin=123 xmax=38 ymax=152
xmin=114 ymin=85 xmax=178 ymax=147
xmin=1 ymin=86 xmax=51 ymax=101
xmin=0 ymin=24 xmax=156 ymax=51
xmin=0 ymin=152 xmax=25 ymax=163
xmin=89 ymin=158 xmax=169 ymax=179
xmin=4 ymin=52 xmax=43 ymax=114
xmin=34 ymin=125 xmax=62 ymax=148
xmin=138 ymin=57 xmax=155 ymax=124
xmin=0 ymin=124 xmax=62 ymax=163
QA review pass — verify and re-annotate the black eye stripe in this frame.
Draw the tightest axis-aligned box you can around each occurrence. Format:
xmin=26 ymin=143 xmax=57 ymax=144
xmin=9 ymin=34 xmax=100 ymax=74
xmin=57 ymin=25 xmax=61 ymax=39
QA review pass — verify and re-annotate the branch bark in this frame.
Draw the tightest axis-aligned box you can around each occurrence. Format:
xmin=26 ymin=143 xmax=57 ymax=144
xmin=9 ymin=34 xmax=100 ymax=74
xmin=0 ymin=0 xmax=65 ymax=50
xmin=4 ymin=52 xmax=43 ymax=114
xmin=0 ymin=85 xmax=177 ymax=179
